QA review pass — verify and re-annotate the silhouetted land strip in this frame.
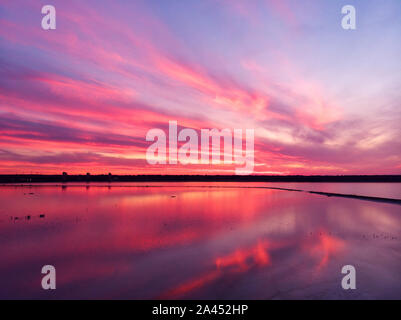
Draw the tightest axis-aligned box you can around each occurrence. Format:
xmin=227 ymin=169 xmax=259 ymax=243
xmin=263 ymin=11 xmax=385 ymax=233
xmin=0 ymin=174 xmax=400 ymax=183
xmin=307 ymin=191 xmax=401 ymax=205
xmin=1 ymin=179 xmax=400 ymax=204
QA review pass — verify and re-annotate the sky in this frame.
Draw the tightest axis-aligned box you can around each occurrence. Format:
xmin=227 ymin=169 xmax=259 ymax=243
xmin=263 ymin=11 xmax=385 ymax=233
xmin=0 ymin=0 xmax=400 ymax=175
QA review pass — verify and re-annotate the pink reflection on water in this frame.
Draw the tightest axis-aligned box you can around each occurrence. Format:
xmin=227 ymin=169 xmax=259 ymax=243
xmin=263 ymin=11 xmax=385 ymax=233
xmin=0 ymin=183 xmax=400 ymax=299
xmin=161 ymin=240 xmax=273 ymax=299
xmin=303 ymin=231 xmax=345 ymax=270
xmin=215 ymin=240 xmax=272 ymax=272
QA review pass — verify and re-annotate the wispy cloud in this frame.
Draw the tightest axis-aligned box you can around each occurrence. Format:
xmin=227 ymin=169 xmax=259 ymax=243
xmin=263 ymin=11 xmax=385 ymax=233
xmin=0 ymin=0 xmax=400 ymax=174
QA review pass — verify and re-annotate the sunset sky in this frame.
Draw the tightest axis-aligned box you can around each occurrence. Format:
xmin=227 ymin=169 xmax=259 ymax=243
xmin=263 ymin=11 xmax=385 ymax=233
xmin=0 ymin=0 xmax=400 ymax=175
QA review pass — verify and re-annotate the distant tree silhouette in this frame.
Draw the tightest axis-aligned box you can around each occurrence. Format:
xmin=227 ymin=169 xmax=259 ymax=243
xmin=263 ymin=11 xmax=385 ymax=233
xmin=0 ymin=174 xmax=400 ymax=183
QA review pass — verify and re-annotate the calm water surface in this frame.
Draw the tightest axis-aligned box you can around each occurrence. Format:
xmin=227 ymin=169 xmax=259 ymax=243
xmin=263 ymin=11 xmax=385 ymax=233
xmin=0 ymin=183 xmax=400 ymax=299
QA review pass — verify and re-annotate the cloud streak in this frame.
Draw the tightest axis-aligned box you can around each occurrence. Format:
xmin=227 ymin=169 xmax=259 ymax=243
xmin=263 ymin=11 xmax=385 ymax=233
xmin=0 ymin=0 xmax=400 ymax=174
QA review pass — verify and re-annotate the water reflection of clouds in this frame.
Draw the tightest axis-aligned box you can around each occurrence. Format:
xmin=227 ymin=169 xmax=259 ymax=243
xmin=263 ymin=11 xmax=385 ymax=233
xmin=0 ymin=185 xmax=400 ymax=299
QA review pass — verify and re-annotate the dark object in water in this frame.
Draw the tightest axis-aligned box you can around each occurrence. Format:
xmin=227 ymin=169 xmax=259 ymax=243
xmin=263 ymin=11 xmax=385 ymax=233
xmin=39 ymin=214 xmax=45 ymax=218
xmin=308 ymin=191 xmax=401 ymax=205
xmin=26 ymin=215 xmax=31 ymax=220
xmin=171 ymin=195 xmax=177 ymax=198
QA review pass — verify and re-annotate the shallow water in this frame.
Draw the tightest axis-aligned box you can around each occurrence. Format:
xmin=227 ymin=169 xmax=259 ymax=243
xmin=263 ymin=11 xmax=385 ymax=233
xmin=0 ymin=183 xmax=400 ymax=299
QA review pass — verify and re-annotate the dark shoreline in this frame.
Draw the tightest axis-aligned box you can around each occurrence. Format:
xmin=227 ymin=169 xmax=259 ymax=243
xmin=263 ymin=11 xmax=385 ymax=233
xmin=1 ymin=181 xmax=400 ymax=205
xmin=0 ymin=174 xmax=400 ymax=183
